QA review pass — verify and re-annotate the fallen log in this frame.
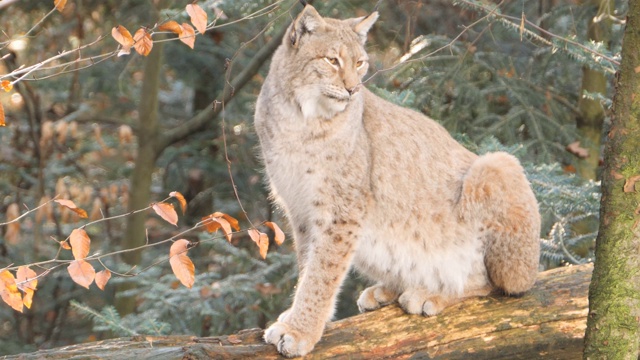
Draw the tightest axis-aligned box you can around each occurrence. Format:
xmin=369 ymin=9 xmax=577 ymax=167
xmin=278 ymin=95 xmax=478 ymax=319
xmin=4 ymin=264 xmax=591 ymax=359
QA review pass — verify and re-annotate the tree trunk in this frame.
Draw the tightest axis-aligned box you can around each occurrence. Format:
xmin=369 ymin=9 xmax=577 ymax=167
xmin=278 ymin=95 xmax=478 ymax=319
xmin=576 ymin=0 xmax=612 ymax=180
xmin=7 ymin=264 xmax=591 ymax=359
xmin=116 ymin=43 xmax=163 ymax=315
xmin=583 ymin=1 xmax=640 ymax=358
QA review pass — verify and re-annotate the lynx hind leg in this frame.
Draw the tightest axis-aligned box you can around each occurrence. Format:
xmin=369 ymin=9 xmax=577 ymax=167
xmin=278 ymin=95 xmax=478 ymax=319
xmin=357 ymin=284 xmax=399 ymax=312
xmin=460 ymin=152 xmax=541 ymax=295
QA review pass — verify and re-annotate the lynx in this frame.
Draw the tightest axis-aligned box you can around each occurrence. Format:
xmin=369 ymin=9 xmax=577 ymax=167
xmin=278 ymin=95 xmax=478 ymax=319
xmin=254 ymin=5 xmax=540 ymax=357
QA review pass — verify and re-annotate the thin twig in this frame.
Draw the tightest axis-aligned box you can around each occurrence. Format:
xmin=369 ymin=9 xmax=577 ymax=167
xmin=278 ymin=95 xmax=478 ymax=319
xmin=0 ymin=195 xmax=60 ymax=226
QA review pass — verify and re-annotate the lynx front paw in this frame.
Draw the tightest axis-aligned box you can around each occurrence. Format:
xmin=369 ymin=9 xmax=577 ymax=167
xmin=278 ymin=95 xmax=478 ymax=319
xmin=357 ymin=284 xmax=399 ymax=312
xmin=264 ymin=321 xmax=318 ymax=358
xmin=398 ymin=289 xmax=445 ymax=316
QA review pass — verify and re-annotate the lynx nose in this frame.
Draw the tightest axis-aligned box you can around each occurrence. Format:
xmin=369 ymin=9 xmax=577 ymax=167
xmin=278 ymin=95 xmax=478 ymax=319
xmin=346 ymin=85 xmax=359 ymax=95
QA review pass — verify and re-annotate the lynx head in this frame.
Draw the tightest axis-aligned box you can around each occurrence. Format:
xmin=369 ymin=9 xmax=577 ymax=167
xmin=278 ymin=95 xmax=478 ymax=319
xmin=273 ymin=5 xmax=378 ymax=119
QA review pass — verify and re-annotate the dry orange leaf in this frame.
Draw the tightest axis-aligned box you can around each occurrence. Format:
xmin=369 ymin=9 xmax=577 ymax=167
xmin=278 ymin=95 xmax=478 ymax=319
xmin=0 ymin=270 xmax=23 ymax=312
xmin=264 ymin=221 xmax=285 ymax=245
xmin=248 ymin=229 xmax=269 ymax=259
xmin=69 ymin=228 xmax=91 ymax=260
xmin=60 ymin=240 xmax=71 ymax=250
xmin=54 ymin=199 xmax=88 ymax=218
xmin=1 ymin=80 xmax=11 ymax=92
xmin=5 ymin=203 xmax=20 ymax=245
xmin=180 ymin=23 xmax=196 ymax=49
xmin=152 ymin=202 xmax=178 ymax=226
xmin=186 ymin=3 xmax=208 ymax=35
xmin=566 ymin=141 xmax=589 ymax=159
xmin=16 ymin=266 xmax=37 ymax=292
xmin=623 ymin=175 xmax=640 ymax=193
xmin=217 ymin=218 xmax=232 ymax=242
xmin=158 ymin=20 xmax=183 ymax=36
xmin=133 ymin=28 xmax=153 ymax=56
xmin=170 ymin=191 xmax=187 ymax=213
xmin=202 ymin=215 xmax=222 ymax=233
xmin=54 ymin=0 xmax=67 ymax=12
xmin=519 ymin=12 xmax=525 ymax=41
xmin=112 ymin=25 xmax=134 ymax=56
xmin=212 ymin=212 xmax=240 ymax=231
xmin=95 ymin=270 xmax=111 ymax=290
xmin=22 ymin=288 xmax=35 ymax=309
xmin=0 ymin=101 xmax=5 ymax=127
xmin=67 ymin=260 xmax=95 ymax=289
xmin=17 ymin=266 xmax=37 ymax=309
xmin=169 ymin=239 xmax=195 ymax=288
xmin=202 ymin=216 xmax=232 ymax=241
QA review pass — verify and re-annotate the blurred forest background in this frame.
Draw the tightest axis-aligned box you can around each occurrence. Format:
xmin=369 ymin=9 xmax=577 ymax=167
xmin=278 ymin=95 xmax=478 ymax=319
xmin=0 ymin=0 xmax=621 ymax=355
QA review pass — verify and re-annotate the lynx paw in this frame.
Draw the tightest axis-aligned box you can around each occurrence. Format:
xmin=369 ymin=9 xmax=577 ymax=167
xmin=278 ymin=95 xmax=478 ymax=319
xmin=264 ymin=321 xmax=317 ymax=358
xmin=357 ymin=284 xmax=399 ymax=312
xmin=398 ymin=289 xmax=445 ymax=316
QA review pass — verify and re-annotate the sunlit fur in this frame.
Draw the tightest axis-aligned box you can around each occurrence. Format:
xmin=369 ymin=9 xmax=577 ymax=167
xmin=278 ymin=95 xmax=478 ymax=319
xmin=254 ymin=5 xmax=540 ymax=358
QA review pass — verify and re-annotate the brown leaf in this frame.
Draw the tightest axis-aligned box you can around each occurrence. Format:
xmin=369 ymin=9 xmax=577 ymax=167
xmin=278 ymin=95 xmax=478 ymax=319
xmin=152 ymin=202 xmax=178 ymax=226
xmin=248 ymin=229 xmax=269 ymax=259
xmin=170 ymin=191 xmax=187 ymax=213
xmin=54 ymin=199 xmax=88 ymax=218
xmin=212 ymin=212 xmax=240 ymax=231
xmin=67 ymin=260 xmax=95 ymax=289
xmin=186 ymin=3 xmax=208 ymax=35
xmin=566 ymin=141 xmax=589 ymax=159
xmin=5 ymin=203 xmax=20 ymax=245
xmin=22 ymin=288 xmax=35 ymax=309
xmin=118 ymin=125 xmax=133 ymax=144
xmin=112 ymin=25 xmax=134 ymax=55
xmin=95 ymin=270 xmax=112 ymax=291
xmin=158 ymin=20 xmax=183 ymax=36
xmin=54 ymin=0 xmax=67 ymax=12
xmin=264 ymin=221 xmax=285 ymax=245
xmin=202 ymin=215 xmax=221 ymax=233
xmin=0 ymin=101 xmax=5 ymax=127
xmin=612 ymin=171 xmax=626 ymax=180
xmin=519 ymin=12 xmax=525 ymax=41
xmin=16 ymin=266 xmax=37 ymax=292
xmin=133 ymin=28 xmax=153 ymax=56
xmin=169 ymin=239 xmax=195 ymax=288
xmin=1 ymin=80 xmax=12 ymax=92
xmin=180 ymin=23 xmax=196 ymax=49
xmin=623 ymin=175 xmax=640 ymax=193
xmin=201 ymin=216 xmax=232 ymax=241
xmin=255 ymin=282 xmax=281 ymax=295
xmin=69 ymin=228 xmax=91 ymax=260
xmin=0 ymin=270 xmax=23 ymax=312
xmin=60 ymin=240 xmax=71 ymax=250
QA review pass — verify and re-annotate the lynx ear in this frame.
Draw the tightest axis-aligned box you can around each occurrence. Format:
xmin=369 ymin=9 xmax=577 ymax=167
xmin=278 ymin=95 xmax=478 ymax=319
xmin=289 ymin=5 xmax=325 ymax=48
xmin=350 ymin=12 xmax=379 ymax=44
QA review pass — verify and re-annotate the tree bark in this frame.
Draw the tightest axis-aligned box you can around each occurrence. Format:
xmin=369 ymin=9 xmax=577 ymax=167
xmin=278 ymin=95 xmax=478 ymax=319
xmin=583 ymin=1 xmax=640 ymax=358
xmin=7 ymin=264 xmax=592 ymax=359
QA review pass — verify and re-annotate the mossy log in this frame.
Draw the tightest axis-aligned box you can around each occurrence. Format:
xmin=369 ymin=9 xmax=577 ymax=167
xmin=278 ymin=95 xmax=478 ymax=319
xmin=4 ymin=264 xmax=591 ymax=359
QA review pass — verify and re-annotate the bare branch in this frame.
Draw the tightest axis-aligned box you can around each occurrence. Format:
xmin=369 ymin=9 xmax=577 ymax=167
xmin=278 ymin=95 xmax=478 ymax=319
xmin=157 ymin=22 xmax=288 ymax=150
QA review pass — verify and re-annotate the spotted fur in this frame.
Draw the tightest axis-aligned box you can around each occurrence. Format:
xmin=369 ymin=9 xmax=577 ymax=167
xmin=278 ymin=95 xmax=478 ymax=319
xmin=255 ymin=5 xmax=540 ymax=358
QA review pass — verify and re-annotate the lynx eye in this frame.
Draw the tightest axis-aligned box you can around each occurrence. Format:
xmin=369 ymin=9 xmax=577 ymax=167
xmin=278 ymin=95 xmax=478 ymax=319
xmin=325 ymin=57 xmax=339 ymax=66
xmin=356 ymin=60 xmax=365 ymax=68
